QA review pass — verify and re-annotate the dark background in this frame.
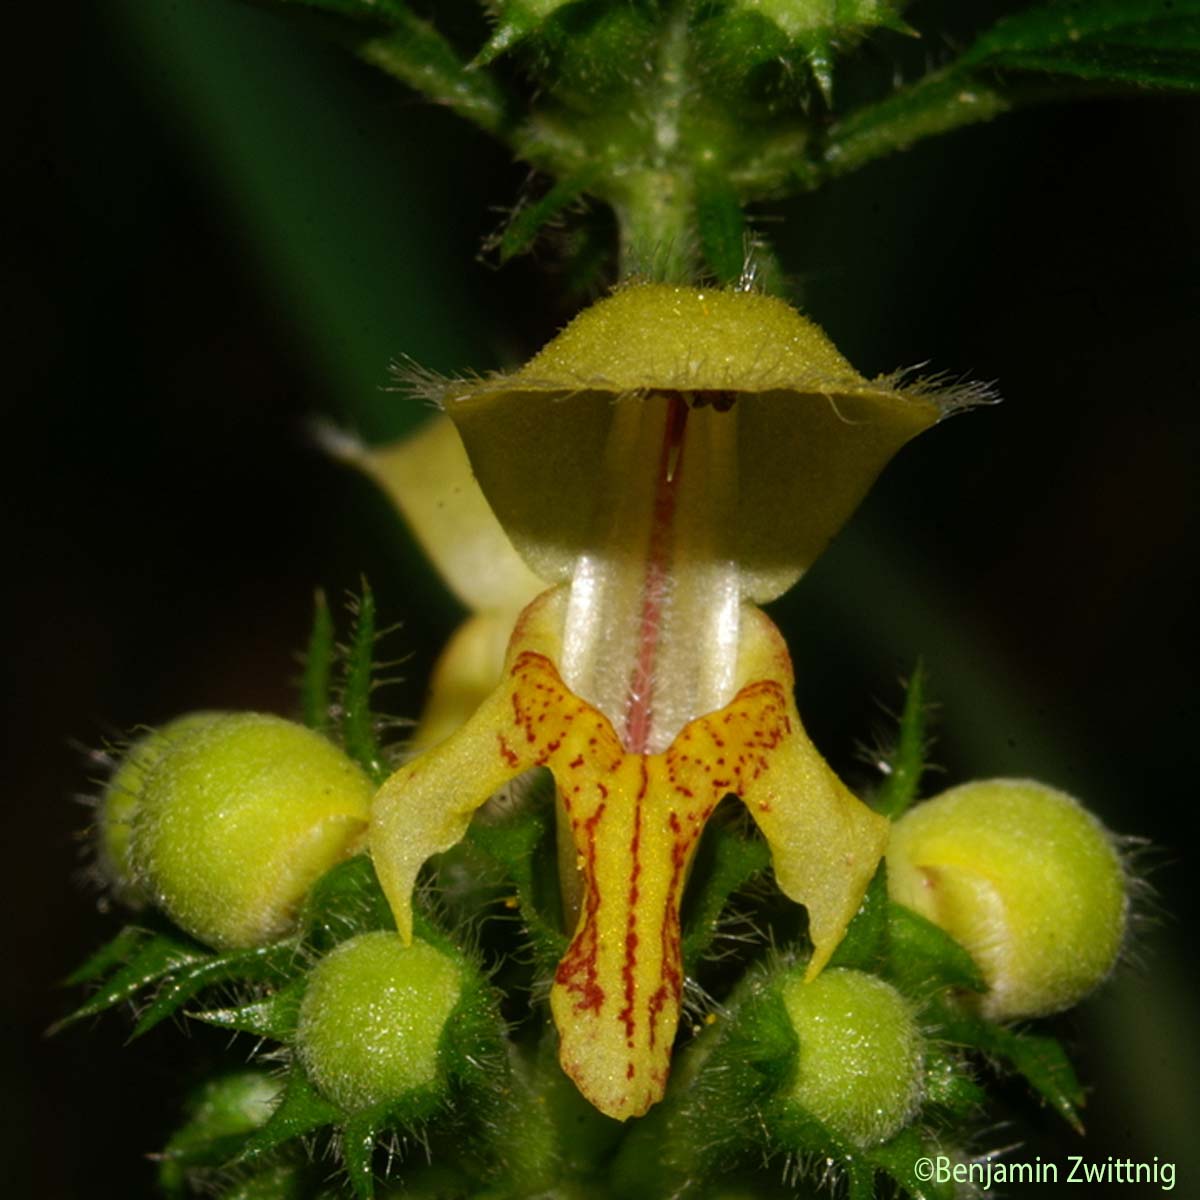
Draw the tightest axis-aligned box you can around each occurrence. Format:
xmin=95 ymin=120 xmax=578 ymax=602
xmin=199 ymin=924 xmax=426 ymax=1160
xmin=6 ymin=1 xmax=1199 ymax=1194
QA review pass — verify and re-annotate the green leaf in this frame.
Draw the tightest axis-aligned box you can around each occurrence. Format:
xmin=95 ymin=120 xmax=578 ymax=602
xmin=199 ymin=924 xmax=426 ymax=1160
xmin=193 ymin=978 xmax=307 ymax=1041
xmin=251 ymin=0 xmax=515 ymax=137
xmin=962 ymin=0 xmax=1200 ymax=91
xmin=818 ymin=70 xmax=1014 ymax=183
xmin=301 ymin=589 xmax=335 ymax=735
xmin=873 ymin=660 xmax=929 ymax=819
xmin=355 ymin=14 xmax=514 ymax=137
xmin=885 ymin=901 xmax=987 ymax=999
xmin=341 ymin=584 xmax=388 ymax=784
xmin=131 ymin=942 xmax=302 ymax=1039
xmin=777 ymin=0 xmax=1200 ymax=193
xmin=54 ymin=931 xmax=209 ymax=1031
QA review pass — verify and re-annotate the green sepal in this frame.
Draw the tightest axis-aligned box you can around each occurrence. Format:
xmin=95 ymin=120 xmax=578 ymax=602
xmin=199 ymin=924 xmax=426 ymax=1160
xmin=191 ymin=977 xmax=307 ymax=1041
xmin=500 ymin=1030 xmax=622 ymax=1186
xmin=131 ymin=941 xmax=302 ymax=1040
xmin=301 ymin=590 xmax=335 ymax=736
xmin=921 ymin=1045 xmax=986 ymax=1119
xmin=474 ymin=0 xmax=587 ymax=65
xmin=490 ymin=169 xmax=598 ymax=264
xmin=885 ymin=901 xmax=988 ymax=999
xmin=935 ymin=1005 xmax=1085 ymax=1131
xmin=827 ymin=862 xmax=985 ymax=1000
xmin=238 ymin=1065 xmax=343 ymax=1164
xmin=690 ymin=8 xmax=791 ymax=105
xmin=341 ymin=584 xmax=388 ymax=784
xmin=521 ymin=1 xmax=664 ymax=108
xmin=680 ymin=819 xmax=771 ymax=972
xmin=159 ymin=1071 xmax=285 ymax=1197
xmin=994 ymin=1028 xmax=1086 ymax=1133
xmin=342 ymin=1111 xmax=381 ymax=1200
xmin=54 ymin=928 xmax=208 ymax=1031
xmin=757 ymin=1095 xmax=865 ymax=1173
xmin=300 ymin=854 xmax=397 ymax=954
xmin=826 ymin=863 xmax=889 ymax=972
xmin=63 ymin=925 xmax=148 ymax=987
xmin=867 ymin=1126 xmax=958 ymax=1200
xmin=462 ymin=771 xmax=569 ymax=970
xmin=873 ymin=661 xmax=929 ymax=820
xmin=695 ymin=0 xmax=913 ymax=105
xmin=760 ymin=1091 xmax=957 ymax=1200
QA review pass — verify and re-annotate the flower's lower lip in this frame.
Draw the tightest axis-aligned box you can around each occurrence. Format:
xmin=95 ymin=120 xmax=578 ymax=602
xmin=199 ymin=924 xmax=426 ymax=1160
xmin=370 ymin=587 xmax=889 ymax=1119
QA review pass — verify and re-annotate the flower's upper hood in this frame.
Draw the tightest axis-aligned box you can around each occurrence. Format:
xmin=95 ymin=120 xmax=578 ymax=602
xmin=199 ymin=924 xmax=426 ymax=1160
xmin=442 ymin=283 xmax=947 ymax=601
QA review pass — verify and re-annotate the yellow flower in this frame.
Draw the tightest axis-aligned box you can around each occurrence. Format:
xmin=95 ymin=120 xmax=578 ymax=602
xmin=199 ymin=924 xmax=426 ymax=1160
xmin=359 ymin=284 xmax=962 ymax=1119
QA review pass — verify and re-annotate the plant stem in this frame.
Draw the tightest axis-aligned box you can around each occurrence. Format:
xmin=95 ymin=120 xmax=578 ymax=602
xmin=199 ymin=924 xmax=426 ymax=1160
xmin=613 ymin=169 xmax=697 ymax=282
xmin=612 ymin=2 xmax=701 ymax=282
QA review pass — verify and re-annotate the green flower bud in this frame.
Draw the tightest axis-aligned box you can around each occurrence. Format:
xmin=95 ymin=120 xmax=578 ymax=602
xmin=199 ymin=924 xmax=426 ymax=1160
xmin=697 ymin=0 xmax=911 ymax=104
xmin=159 ymin=1070 xmax=282 ymax=1194
xmin=736 ymin=0 xmax=905 ymax=43
xmin=296 ymin=931 xmax=465 ymax=1115
xmin=97 ymin=712 xmax=225 ymax=906
xmin=886 ymin=778 xmax=1127 ymax=1020
xmin=476 ymin=0 xmax=580 ymax=64
xmin=778 ymin=967 xmax=923 ymax=1147
xmin=131 ymin=713 xmax=372 ymax=949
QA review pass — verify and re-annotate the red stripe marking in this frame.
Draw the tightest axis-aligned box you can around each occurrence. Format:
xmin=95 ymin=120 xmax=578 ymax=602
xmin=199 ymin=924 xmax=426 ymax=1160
xmin=555 ymin=801 xmax=608 ymax=1014
xmin=497 ymin=734 xmax=519 ymax=768
xmin=623 ymin=395 xmax=689 ymax=754
xmin=618 ymin=760 xmax=649 ymax=1046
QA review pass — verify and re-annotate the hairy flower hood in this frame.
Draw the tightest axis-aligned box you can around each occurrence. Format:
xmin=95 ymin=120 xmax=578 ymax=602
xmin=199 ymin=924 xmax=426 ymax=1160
xmin=440 ymin=282 xmax=946 ymax=601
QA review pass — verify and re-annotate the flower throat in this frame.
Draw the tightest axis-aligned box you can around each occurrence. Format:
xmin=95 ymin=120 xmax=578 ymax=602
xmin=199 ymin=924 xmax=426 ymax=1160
xmin=560 ymin=390 xmax=741 ymax=755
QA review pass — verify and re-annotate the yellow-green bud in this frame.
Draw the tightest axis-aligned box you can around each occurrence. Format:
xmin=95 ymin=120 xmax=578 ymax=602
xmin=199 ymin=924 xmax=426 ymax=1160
xmin=97 ymin=712 xmax=225 ymax=906
xmin=779 ymin=967 xmax=923 ymax=1147
xmin=131 ymin=713 xmax=372 ymax=949
xmin=886 ymin=778 xmax=1127 ymax=1020
xmin=296 ymin=931 xmax=464 ymax=1114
